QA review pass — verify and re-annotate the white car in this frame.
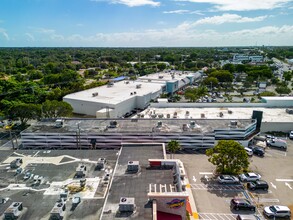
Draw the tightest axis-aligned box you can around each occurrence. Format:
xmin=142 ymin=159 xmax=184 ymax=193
xmin=264 ymin=205 xmax=291 ymax=218
xmin=217 ymin=175 xmax=240 ymax=184
xmin=239 ymin=173 xmax=261 ymax=182
xmin=244 ymin=147 xmax=253 ymax=156
xmin=289 ymin=130 xmax=293 ymax=139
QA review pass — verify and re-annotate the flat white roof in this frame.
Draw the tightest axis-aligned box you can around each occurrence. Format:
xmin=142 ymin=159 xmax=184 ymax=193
xmin=262 ymin=96 xmax=293 ymax=101
xmin=64 ymin=81 xmax=164 ymax=105
xmin=140 ymin=107 xmax=292 ymax=122
xmin=139 ymin=70 xmax=198 ymax=82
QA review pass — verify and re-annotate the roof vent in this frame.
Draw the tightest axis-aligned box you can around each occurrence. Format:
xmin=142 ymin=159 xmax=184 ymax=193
xmin=92 ymin=92 xmax=99 ymax=97
xmin=136 ymin=84 xmax=142 ymax=89
xmin=173 ymin=112 xmax=178 ymax=118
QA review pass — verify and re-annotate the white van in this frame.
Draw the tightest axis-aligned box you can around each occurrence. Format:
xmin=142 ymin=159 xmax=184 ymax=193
xmin=266 ymin=138 xmax=287 ymax=150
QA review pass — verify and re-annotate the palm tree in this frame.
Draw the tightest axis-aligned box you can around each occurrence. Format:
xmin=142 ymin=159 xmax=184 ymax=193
xmin=167 ymin=140 xmax=181 ymax=159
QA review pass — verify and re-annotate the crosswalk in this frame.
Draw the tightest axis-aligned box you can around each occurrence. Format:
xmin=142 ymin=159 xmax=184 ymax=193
xmin=198 ymin=213 xmax=237 ymax=220
xmin=190 ymin=184 xmax=244 ymax=191
xmin=198 ymin=213 xmax=263 ymax=220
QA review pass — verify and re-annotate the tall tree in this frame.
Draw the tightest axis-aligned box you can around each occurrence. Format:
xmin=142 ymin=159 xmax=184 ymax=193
xmin=42 ymin=100 xmax=73 ymax=118
xmin=206 ymin=140 xmax=249 ymax=175
xmin=167 ymin=140 xmax=181 ymax=159
xmin=6 ymin=101 xmax=41 ymax=126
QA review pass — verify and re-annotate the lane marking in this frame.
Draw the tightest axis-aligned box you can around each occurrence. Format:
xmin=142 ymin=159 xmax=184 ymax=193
xmin=199 ymin=172 xmax=213 ymax=175
xmin=193 ymin=176 xmax=197 ymax=182
xmin=204 ymin=175 xmax=209 ymax=181
xmin=285 ymin=182 xmax=292 ymax=189
xmin=276 ymin=179 xmax=293 ymax=182
xmin=270 ymin=182 xmax=277 ymax=189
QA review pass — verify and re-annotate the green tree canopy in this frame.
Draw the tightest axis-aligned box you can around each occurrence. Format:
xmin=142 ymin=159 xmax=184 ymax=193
xmin=167 ymin=140 xmax=181 ymax=159
xmin=275 ymin=86 xmax=291 ymax=95
xmin=42 ymin=100 xmax=73 ymax=118
xmin=206 ymin=140 xmax=249 ymax=175
xmin=209 ymin=70 xmax=233 ymax=82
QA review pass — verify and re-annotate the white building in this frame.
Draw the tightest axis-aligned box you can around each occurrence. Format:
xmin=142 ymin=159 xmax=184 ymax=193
xmin=233 ymin=54 xmax=263 ymax=63
xmin=63 ymin=71 xmax=200 ymax=117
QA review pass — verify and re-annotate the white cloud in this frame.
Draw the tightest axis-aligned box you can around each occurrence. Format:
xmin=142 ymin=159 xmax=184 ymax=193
xmin=193 ymin=13 xmax=267 ymax=25
xmin=91 ymin=0 xmax=160 ymax=7
xmin=33 ymin=27 xmax=56 ymax=34
xmin=57 ymin=24 xmax=293 ymax=47
xmin=174 ymin=0 xmax=291 ymax=11
xmin=25 ymin=33 xmax=35 ymax=41
xmin=163 ymin=10 xmax=204 ymax=15
xmin=0 ymin=28 xmax=9 ymax=41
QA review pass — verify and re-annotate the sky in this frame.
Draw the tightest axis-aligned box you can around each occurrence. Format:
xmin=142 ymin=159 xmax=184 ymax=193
xmin=0 ymin=0 xmax=293 ymax=47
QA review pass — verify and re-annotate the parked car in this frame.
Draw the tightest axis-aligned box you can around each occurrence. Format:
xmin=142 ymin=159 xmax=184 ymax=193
xmin=289 ymin=130 xmax=293 ymax=139
xmin=239 ymin=173 xmax=261 ymax=182
xmin=236 ymin=214 xmax=261 ymax=220
xmin=244 ymin=147 xmax=253 ymax=156
xmin=23 ymin=172 xmax=32 ymax=180
xmin=263 ymin=205 xmax=291 ymax=218
xmin=266 ymin=138 xmax=287 ymax=150
xmin=217 ymin=175 xmax=240 ymax=184
xmin=252 ymin=147 xmax=265 ymax=157
xmin=230 ymin=198 xmax=256 ymax=212
xmin=0 ymin=121 xmax=5 ymax=127
xmin=247 ymin=180 xmax=269 ymax=191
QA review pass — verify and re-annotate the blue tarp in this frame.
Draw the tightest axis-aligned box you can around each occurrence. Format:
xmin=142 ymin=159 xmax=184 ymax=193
xmin=111 ymin=76 xmax=126 ymax=82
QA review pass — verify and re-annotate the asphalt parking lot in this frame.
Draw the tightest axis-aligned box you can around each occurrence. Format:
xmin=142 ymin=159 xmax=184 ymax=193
xmin=177 ymin=139 xmax=293 ymax=219
xmin=0 ymin=150 xmax=118 ymax=220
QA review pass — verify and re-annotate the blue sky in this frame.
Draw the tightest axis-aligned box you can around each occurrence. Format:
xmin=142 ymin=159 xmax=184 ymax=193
xmin=0 ymin=0 xmax=293 ymax=47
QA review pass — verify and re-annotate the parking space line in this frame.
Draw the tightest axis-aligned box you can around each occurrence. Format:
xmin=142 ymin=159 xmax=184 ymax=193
xmin=258 ymin=198 xmax=280 ymax=203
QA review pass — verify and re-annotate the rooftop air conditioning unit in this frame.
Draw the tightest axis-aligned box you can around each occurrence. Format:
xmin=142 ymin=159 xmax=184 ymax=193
xmin=136 ymin=84 xmax=142 ymax=89
xmin=190 ymin=121 xmax=195 ymax=128
xmin=185 ymin=111 xmax=190 ymax=116
xmin=182 ymin=124 xmax=189 ymax=131
xmin=230 ymin=121 xmax=238 ymax=128
xmin=109 ymin=120 xmax=118 ymax=128
xmin=127 ymin=161 xmax=140 ymax=173
xmin=201 ymin=113 xmax=205 ymax=118
xmin=158 ymin=114 xmax=164 ymax=118
xmin=4 ymin=202 xmax=23 ymax=219
xmin=96 ymin=158 xmax=106 ymax=170
xmin=219 ymin=112 xmax=223 ymax=117
xmin=157 ymin=121 xmax=162 ymax=127
xmin=119 ymin=197 xmax=136 ymax=212
xmin=166 ymin=114 xmax=170 ymax=118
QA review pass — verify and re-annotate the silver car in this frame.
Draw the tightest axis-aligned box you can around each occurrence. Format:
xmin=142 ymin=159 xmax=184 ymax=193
xmin=217 ymin=175 xmax=240 ymax=184
xmin=264 ymin=205 xmax=291 ymax=218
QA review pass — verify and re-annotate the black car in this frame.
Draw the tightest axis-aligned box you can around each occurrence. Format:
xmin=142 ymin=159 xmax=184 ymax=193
xmin=252 ymin=147 xmax=265 ymax=157
xmin=247 ymin=180 xmax=269 ymax=191
xmin=230 ymin=199 xmax=256 ymax=212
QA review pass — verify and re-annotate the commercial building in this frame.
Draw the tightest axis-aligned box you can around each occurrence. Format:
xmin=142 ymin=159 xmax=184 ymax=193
xmin=63 ymin=71 xmax=201 ymax=117
xmin=232 ymin=54 xmax=264 ymax=63
xmin=20 ymin=115 xmax=259 ymax=150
